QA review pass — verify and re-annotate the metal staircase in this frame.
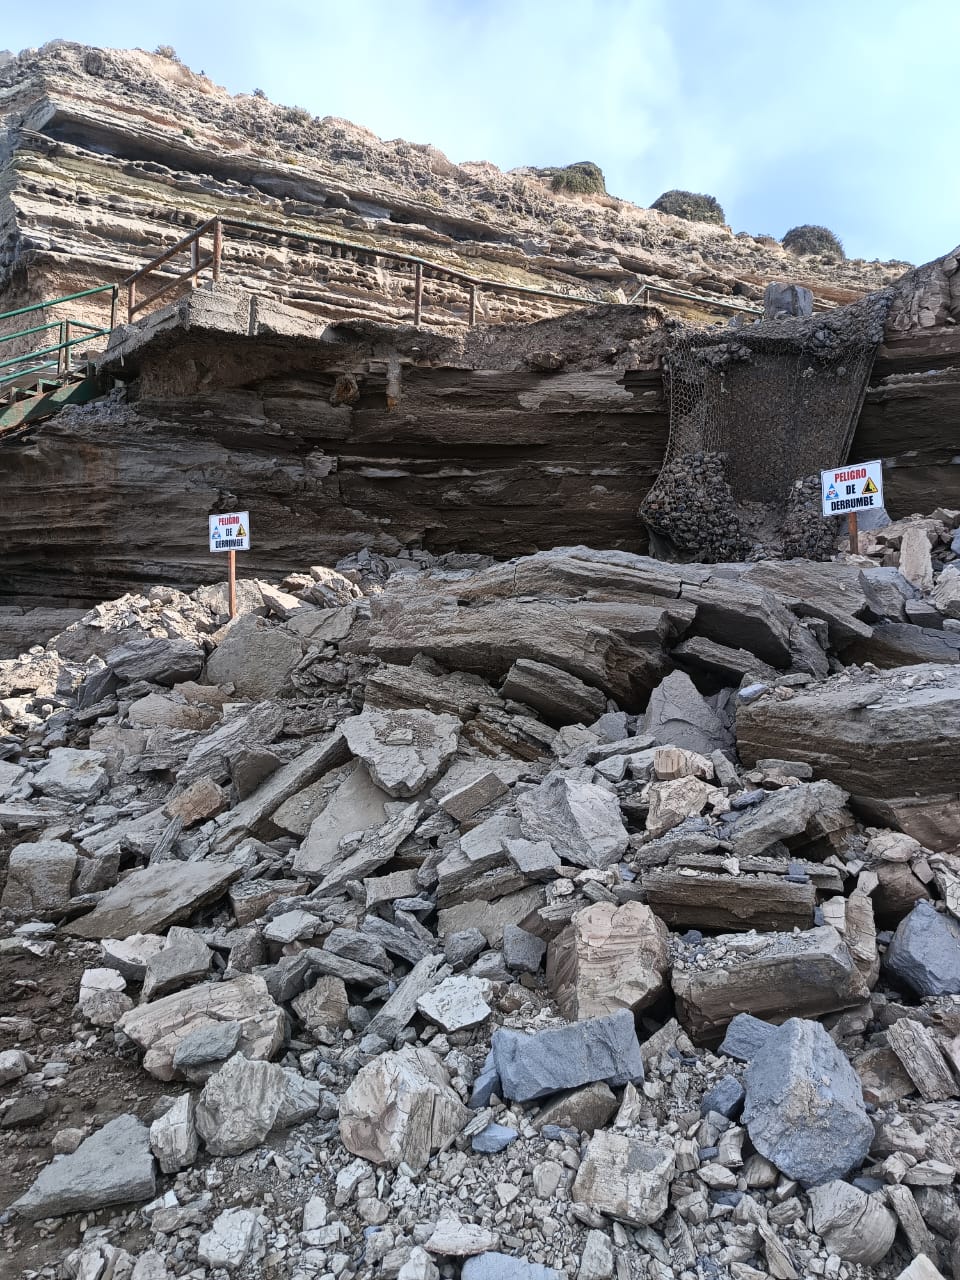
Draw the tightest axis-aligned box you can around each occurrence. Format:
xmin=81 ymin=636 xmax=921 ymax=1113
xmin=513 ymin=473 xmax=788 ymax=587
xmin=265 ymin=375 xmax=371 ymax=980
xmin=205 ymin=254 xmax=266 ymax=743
xmin=0 ymin=286 xmax=117 ymax=438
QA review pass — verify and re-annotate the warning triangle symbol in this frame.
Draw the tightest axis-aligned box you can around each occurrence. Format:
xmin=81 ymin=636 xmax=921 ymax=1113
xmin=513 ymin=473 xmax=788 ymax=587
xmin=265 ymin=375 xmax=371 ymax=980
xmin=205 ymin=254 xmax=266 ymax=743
xmin=862 ymin=477 xmax=879 ymax=496
xmin=826 ymin=484 xmax=839 ymax=500
xmin=236 ymin=524 xmax=247 ymax=537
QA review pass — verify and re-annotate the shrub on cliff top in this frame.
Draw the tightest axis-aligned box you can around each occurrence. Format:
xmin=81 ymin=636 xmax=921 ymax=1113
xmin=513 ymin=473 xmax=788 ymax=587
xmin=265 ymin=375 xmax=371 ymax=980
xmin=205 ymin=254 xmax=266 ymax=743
xmin=154 ymin=45 xmax=180 ymax=61
xmin=651 ymin=189 xmax=725 ymax=225
xmin=549 ymin=162 xmax=606 ymax=196
xmin=783 ymin=224 xmax=845 ymax=259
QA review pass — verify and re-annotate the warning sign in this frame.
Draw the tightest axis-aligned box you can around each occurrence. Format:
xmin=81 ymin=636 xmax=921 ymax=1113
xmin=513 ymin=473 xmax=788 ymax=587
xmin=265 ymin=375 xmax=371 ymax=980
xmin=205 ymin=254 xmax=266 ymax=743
xmin=820 ymin=460 xmax=883 ymax=518
xmin=208 ymin=510 xmax=251 ymax=553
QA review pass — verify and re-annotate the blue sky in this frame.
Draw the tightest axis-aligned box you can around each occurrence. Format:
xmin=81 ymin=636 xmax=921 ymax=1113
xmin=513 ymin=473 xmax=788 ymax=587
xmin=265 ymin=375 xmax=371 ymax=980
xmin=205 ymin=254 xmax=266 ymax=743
xmin=4 ymin=0 xmax=958 ymax=266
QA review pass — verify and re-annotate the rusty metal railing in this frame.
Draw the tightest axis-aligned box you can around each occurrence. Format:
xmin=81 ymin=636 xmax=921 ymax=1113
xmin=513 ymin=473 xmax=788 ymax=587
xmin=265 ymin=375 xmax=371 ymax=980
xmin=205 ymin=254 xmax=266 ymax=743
xmin=125 ymin=216 xmax=222 ymax=322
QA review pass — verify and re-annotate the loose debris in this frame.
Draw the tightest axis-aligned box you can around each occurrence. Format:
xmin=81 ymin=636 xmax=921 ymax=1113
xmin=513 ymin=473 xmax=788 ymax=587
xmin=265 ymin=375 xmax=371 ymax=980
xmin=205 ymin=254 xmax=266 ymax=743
xmin=2 ymin=525 xmax=960 ymax=1279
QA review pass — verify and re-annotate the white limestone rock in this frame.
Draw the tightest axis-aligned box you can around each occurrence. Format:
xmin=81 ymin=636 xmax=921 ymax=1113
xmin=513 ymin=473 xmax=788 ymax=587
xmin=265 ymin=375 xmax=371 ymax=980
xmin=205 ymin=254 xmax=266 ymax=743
xmin=417 ymin=975 xmax=491 ymax=1031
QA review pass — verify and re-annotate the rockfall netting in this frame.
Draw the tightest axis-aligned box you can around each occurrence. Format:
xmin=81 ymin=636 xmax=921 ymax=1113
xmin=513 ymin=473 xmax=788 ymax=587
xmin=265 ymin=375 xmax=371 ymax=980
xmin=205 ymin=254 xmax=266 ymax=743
xmin=640 ymin=289 xmax=894 ymax=561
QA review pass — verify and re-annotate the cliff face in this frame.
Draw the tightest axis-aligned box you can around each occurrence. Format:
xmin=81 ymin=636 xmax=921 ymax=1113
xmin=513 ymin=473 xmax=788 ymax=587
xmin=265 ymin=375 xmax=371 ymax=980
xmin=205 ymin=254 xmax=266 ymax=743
xmin=0 ymin=40 xmax=907 ymax=336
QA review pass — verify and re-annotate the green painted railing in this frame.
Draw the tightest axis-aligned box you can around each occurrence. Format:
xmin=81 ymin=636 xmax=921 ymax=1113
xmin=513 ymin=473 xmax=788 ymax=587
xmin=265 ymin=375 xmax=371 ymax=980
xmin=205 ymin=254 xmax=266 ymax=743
xmin=0 ymin=285 xmax=118 ymax=391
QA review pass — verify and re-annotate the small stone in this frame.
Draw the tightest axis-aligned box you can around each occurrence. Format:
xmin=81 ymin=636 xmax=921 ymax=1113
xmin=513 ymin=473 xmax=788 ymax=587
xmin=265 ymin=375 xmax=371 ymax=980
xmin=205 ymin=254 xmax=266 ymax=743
xmin=425 ymin=1219 xmax=501 ymax=1256
xmin=471 ymin=1123 xmax=519 ymax=1154
xmin=417 ymin=975 xmax=491 ymax=1031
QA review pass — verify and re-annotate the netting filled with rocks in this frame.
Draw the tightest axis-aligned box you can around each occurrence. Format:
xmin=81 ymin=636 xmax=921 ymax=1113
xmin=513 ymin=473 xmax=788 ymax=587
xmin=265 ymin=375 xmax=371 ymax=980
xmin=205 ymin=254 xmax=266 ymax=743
xmin=641 ymin=292 xmax=893 ymax=562
xmin=1 ymin=522 xmax=960 ymax=1280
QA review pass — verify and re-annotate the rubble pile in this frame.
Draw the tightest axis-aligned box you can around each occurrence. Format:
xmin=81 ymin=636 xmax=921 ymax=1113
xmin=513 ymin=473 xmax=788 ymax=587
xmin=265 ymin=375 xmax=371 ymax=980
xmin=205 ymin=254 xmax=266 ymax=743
xmin=1 ymin=531 xmax=960 ymax=1280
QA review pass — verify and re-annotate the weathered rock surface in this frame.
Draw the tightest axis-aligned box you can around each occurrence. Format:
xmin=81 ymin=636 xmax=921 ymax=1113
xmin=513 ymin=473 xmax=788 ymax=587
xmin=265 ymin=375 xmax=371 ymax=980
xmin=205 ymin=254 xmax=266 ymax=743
xmin=500 ymin=659 xmax=605 ymax=726
xmin=149 ymin=1093 xmax=200 ymax=1174
xmin=491 ymin=1009 xmax=644 ymax=1103
xmin=68 ymin=861 xmax=240 ymax=939
xmin=743 ymin=1019 xmax=873 ymax=1186
xmin=572 ymin=1130 xmax=675 ymax=1226
xmin=547 ymin=902 xmax=669 ymax=1020
xmin=884 ymin=899 xmax=960 ymax=996
xmin=116 ymin=974 xmax=284 ymax=1080
xmin=292 ymin=761 xmax=391 ymax=878
xmin=204 ymin=616 xmax=302 ymax=699
xmin=339 ymin=1047 xmax=469 ymax=1171
xmin=806 ymin=1180 xmax=897 ymax=1266
xmin=11 ymin=1115 xmax=155 ymax=1219
xmin=517 ymin=774 xmax=628 ymax=869
xmin=34 ymin=748 xmax=107 ymax=803
xmin=673 ymin=926 xmax=870 ymax=1041
xmin=342 ymin=706 xmax=460 ymax=798
xmin=1 ymin=839 xmax=76 ymax=919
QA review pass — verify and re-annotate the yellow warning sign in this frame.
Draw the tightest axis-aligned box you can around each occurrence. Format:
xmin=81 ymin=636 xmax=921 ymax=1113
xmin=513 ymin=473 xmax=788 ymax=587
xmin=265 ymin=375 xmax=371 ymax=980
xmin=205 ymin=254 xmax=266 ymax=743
xmin=862 ymin=477 xmax=879 ymax=496
xmin=236 ymin=524 xmax=247 ymax=537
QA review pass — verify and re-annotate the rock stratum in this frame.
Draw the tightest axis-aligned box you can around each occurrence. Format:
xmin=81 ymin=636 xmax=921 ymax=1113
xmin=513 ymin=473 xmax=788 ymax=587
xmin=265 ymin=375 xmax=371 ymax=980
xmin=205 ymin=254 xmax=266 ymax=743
xmin=0 ymin=42 xmax=959 ymax=613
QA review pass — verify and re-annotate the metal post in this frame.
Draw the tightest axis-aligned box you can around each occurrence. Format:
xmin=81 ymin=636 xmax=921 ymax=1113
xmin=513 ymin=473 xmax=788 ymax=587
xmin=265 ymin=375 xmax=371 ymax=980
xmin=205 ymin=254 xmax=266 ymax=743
xmin=110 ymin=287 xmax=118 ymax=332
xmin=57 ymin=321 xmax=66 ymax=376
xmin=128 ymin=280 xmax=136 ymax=324
xmin=190 ymin=237 xmax=199 ymax=288
xmin=213 ymin=219 xmax=223 ymax=282
xmin=847 ymin=512 xmax=859 ymax=556
xmin=228 ymin=549 xmax=237 ymax=619
xmin=63 ymin=320 xmax=71 ymax=372
xmin=469 ymin=284 xmax=477 ymax=326
xmin=414 ymin=263 xmax=423 ymax=327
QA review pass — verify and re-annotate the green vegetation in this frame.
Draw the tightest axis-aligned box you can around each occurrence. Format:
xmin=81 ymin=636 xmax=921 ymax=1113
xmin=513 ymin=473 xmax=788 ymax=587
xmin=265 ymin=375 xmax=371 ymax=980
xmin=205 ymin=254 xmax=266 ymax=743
xmin=547 ymin=161 xmax=607 ymax=196
xmin=651 ymin=190 xmax=725 ymax=225
xmin=782 ymin=224 xmax=845 ymax=259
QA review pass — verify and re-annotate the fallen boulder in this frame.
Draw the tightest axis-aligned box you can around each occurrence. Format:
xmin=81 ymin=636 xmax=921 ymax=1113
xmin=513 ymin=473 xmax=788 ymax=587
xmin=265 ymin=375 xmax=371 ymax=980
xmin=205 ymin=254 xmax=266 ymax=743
xmin=491 ymin=1008 xmax=644 ymax=1103
xmin=68 ymin=861 xmax=240 ymax=940
xmin=341 ymin=706 xmax=460 ymax=797
xmin=339 ymin=1046 xmax=469 ymax=1171
xmin=546 ymin=902 xmax=669 ymax=1020
xmin=884 ymin=900 xmax=960 ymax=996
xmin=572 ymin=1129 xmax=675 ymax=1226
xmin=1 ymin=839 xmax=76 ymax=919
xmin=743 ymin=1018 xmax=873 ymax=1186
xmin=807 ymin=1180 xmax=897 ymax=1265
xmin=10 ymin=1114 xmax=155 ymax=1219
xmin=517 ymin=773 xmax=628 ymax=869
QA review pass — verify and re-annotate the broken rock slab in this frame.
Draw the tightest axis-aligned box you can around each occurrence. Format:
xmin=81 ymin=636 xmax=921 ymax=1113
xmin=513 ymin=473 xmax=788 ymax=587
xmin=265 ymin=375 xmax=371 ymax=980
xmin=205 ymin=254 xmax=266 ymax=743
xmin=1 ymin=839 xmax=76 ymax=920
xmin=673 ymin=926 xmax=870 ymax=1042
xmin=743 ymin=1018 xmax=873 ymax=1186
xmin=572 ymin=1129 xmax=675 ymax=1227
xmin=500 ymin=658 xmax=605 ymax=726
xmin=34 ymin=747 xmax=107 ymax=804
xmin=197 ymin=1207 xmax=265 ymax=1272
xmin=105 ymin=635 xmax=204 ymax=687
xmin=341 ymin=706 xmax=460 ymax=797
xmin=339 ymin=1046 xmax=470 ymax=1171
xmin=292 ymin=760 xmax=390 ymax=879
xmin=68 ymin=860 xmax=240 ymax=940
xmin=491 ymin=1008 xmax=644 ymax=1103
xmin=417 ymin=976 xmax=491 ymax=1032
xmin=204 ymin=616 xmax=302 ymax=699
xmin=195 ymin=1053 xmax=313 ymax=1156
xmin=807 ymin=1180 xmax=897 ymax=1266
xmin=461 ymin=1256 xmax=562 ymax=1280
xmin=149 ymin=1093 xmax=199 ymax=1174
xmin=141 ymin=927 xmax=212 ymax=1000
xmin=547 ymin=902 xmax=669 ymax=1020
xmin=116 ymin=974 xmax=284 ymax=1081
xmin=642 ymin=670 xmax=732 ymax=757
xmin=518 ymin=773 xmax=628 ymax=869
xmin=884 ymin=899 xmax=960 ymax=997
xmin=10 ymin=1114 xmax=155 ymax=1220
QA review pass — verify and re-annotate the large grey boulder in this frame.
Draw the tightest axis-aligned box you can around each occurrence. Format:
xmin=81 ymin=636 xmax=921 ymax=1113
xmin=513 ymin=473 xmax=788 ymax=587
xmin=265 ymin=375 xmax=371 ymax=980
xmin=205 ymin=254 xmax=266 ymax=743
xmin=517 ymin=773 xmax=628 ymax=870
xmin=1 ymin=839 xmax=76 ymax=919
xmin=743 ymin=1018 xmax=873 ymax=1186
xmin=491 ymin=1008 xmax=644 ymax=1103
xmin=642 ymin=671 xmax=732 ymax=756
xmin=34 ymin=748 xmax=107 ymax=803
xmin=195 ymin=1053 xmax=318 ymax=1156
xmin=884 ymin=900 xmax=960 ymax=996
xmin=11 ymin=1114 xmax=155 ymax=1219
xmin=105 ymin=635 xmax=204 ymax=686
xmin=204 ymin=616 xmax=302 ymax=699
xmin=342 ymin=706 xmax=460 ymax=798
xmin=727 ymin=780 xmax=848 ymax=858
